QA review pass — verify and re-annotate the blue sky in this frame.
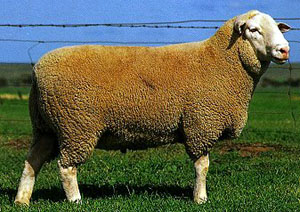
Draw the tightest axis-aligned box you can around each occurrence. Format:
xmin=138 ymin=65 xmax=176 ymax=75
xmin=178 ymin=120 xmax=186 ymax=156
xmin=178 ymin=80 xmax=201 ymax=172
xmin=1 ymin=0 xmax=300 ymax=63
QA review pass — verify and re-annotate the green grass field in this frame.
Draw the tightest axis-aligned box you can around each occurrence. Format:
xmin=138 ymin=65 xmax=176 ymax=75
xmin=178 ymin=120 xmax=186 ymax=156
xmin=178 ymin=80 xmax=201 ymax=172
xmin=0 ymin=63 xmax=299 ymax=211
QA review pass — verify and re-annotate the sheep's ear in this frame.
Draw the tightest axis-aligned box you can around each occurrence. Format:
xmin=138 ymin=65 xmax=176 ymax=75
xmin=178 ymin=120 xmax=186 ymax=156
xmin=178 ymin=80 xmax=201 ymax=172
xmin=234 ymin=10 xmax=259 ymax=35
xmin=278 ymin=22 xmax=291 ymax=33
xmin=234 ymin=16 xmax=247 ymax=35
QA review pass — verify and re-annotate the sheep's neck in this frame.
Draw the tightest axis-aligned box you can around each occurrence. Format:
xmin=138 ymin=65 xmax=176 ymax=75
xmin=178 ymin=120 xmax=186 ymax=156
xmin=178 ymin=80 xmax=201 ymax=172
xmin=205 ymin=20 xmax=271 ymax=106
xmin=210 ymin=18 xmax=270 ymax=78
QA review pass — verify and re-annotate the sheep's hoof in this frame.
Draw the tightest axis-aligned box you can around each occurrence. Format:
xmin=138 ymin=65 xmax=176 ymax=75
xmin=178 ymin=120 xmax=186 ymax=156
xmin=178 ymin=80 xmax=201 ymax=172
xmin=14 ymin=199 xmax=29 ymax=206
xmin=194 ymin=196 xmax=207 ymax=204
xmin=69 ymin=198 xmax=82 ymax=204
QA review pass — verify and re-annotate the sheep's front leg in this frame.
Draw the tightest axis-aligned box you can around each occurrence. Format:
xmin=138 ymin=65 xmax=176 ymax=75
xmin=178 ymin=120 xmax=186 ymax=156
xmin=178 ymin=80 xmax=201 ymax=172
xmin=193 ymin=154 xmax=209 ymax=204
xmin=58 ymin=161 xmax=81 ymax=203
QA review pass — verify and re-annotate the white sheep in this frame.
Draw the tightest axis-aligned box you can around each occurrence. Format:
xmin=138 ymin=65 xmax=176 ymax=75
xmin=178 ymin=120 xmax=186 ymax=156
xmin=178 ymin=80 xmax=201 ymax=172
xmin=15 ymin=10 xmax=290 ymax=205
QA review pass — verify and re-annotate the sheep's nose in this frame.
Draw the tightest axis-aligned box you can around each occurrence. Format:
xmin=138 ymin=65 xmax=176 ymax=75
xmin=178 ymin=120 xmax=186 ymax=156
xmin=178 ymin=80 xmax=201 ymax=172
xmin=279 ymin=46 xmax=290 ymax=59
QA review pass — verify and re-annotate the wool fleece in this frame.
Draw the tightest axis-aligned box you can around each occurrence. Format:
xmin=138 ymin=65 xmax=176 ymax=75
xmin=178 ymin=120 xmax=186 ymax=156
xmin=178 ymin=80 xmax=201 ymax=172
xmin=32 ymin=15 xmax=268 ymax=167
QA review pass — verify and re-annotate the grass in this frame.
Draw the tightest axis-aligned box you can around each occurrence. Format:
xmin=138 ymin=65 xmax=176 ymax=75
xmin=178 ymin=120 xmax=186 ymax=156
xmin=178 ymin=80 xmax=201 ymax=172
xmin=0 ymin=63 xmax=300 ymax=211
xmin=1 ymin=141 xmax=300 ymax=211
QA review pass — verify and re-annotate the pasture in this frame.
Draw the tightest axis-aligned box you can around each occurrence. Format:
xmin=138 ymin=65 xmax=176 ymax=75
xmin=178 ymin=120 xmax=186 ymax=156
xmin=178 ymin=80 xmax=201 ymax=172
xmin=0 ymin=63 xmax=299 ymax=211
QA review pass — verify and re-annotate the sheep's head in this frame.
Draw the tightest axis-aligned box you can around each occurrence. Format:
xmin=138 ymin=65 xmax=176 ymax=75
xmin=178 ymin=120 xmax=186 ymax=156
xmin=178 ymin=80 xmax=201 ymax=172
xmin=234 ymin=10 xmax=290 ymax=64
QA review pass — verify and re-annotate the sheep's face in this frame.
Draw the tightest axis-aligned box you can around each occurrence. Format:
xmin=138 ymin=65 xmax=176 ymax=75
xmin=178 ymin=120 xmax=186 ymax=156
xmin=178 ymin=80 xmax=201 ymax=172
xmin=235 ymin=11 xmax=290 ymax=64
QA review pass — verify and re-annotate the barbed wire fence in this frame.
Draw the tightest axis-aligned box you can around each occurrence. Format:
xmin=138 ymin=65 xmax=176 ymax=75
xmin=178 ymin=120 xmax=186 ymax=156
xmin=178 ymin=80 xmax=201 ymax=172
xmin=0 ymin=18 xmax=299 ymax=138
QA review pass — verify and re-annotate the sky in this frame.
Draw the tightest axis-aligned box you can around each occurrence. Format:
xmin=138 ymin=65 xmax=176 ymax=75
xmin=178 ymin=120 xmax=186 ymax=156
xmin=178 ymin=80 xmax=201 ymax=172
xmin=1 ymin=0 xmax=300 ymax=63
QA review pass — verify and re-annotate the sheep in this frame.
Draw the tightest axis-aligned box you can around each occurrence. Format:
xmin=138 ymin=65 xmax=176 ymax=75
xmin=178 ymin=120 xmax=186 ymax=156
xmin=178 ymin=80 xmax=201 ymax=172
xmin=15 ymin=10 xmax=290 ymax=205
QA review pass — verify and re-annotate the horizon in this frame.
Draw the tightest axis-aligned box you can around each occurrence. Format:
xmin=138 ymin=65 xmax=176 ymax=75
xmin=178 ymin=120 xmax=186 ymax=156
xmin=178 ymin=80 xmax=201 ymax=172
xmin=1 ymin=1 xmax=300 ymax=63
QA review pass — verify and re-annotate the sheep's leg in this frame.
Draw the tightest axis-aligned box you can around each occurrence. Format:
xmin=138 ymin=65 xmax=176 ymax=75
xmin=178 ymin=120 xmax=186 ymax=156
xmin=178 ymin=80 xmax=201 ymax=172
xmin=15 ymin=134 xmax=56 ymax=205
xmin=57 ymin=124 xmax=104 ymax=202
xmin=14 ymin=161 xmax=35 ymax=205
xmin=58 ymin=161 xmax=81 ymax=203
xmin=193 ymin=154 xmax=209 ymax=204
xmin=58 ymin=135 xmax=98 ymax=203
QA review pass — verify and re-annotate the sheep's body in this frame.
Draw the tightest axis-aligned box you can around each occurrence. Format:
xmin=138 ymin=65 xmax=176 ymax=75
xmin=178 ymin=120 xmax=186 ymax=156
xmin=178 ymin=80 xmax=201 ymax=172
xmin=33 ymin=19 xmax=257 ymax=167
xmin=15 ymin=10 xmax=290 ymax=205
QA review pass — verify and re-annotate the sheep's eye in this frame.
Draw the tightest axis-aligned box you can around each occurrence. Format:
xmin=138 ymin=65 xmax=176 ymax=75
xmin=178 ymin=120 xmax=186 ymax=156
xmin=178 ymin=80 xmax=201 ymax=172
xmin=249 ymin=28 xmax=259 ymax=33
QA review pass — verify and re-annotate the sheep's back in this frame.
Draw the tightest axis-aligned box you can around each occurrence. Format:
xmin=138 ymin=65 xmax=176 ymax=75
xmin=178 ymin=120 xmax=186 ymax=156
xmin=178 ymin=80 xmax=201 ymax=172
xmin=33 ymin=45 xmax=191 ymax=139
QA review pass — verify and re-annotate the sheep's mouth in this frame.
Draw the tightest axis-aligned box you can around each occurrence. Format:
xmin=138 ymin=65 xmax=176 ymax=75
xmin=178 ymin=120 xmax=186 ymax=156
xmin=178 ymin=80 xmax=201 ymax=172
xmin=271 ymin=56 xmax=288 ymax=64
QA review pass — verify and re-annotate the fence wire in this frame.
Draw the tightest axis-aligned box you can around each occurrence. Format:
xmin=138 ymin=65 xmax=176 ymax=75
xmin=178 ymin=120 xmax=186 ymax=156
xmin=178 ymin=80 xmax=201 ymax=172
xmin=0 ymin=21 xmax=299 ymax=138
xmin=0 ymin=24 xmax=300 ymax=30
xmin=0 ymin=16 xmax=299 ymax=29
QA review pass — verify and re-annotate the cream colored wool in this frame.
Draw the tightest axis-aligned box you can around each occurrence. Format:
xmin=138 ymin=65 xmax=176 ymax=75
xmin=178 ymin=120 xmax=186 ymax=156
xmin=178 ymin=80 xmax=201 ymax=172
xmin=30 ymin=16 xmax=269 ymax=168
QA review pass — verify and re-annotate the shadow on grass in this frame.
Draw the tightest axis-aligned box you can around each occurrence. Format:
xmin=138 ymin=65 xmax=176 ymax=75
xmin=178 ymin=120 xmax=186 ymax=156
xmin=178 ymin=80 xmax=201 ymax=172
xmin=1 ymin=184 xmax=192 ymax=204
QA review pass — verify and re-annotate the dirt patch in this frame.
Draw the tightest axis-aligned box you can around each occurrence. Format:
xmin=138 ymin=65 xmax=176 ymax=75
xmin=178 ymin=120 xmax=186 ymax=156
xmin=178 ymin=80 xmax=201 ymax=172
xmin=292 ymin=96 xmax=300 ymax=101
xmin=5 ymin=137 xmax=31 ymax=149
xmin=238 ymin=145 xmax=275 ymax=157
xmin=216 ymin=141 xmax=278 ymax=157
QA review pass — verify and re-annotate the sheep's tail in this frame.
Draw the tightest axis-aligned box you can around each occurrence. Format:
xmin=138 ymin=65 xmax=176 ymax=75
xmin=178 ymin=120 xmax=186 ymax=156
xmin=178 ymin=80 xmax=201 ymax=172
xmin=28 ymin=66 xmax=59 ymax=158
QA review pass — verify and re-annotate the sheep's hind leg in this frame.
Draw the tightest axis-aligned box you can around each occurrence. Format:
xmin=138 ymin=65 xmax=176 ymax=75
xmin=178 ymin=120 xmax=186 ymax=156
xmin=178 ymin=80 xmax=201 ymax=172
xmin=193 ymin=154 xmax=209 ymax=204
xmin=15 ymin=133 xmax=57 ymax=205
